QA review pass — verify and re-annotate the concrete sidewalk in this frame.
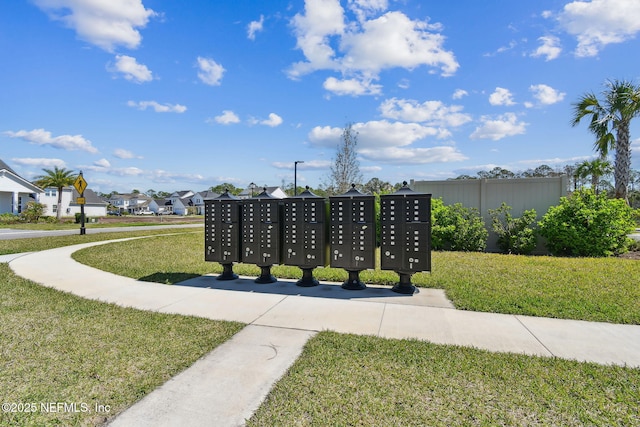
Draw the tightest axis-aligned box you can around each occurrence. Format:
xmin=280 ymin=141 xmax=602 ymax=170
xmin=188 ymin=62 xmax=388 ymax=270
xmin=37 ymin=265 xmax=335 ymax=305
xmin=7 ymin=241 xmax=640 ymax=425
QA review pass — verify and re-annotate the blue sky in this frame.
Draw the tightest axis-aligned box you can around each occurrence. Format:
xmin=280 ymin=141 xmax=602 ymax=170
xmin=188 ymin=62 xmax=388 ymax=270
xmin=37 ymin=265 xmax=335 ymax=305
xmin=1 ymin=0 xmax=639 ymax=194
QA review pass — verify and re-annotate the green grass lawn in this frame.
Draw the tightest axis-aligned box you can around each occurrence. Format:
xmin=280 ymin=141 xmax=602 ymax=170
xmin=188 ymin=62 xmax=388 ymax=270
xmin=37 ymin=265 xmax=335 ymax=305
xmin=72 ymin=231 xmax=640 ymax=324
xmin=0 ymin=227 xmax=199 ymax=256
xmin=0 ymin=263 xmax=243 ymax=426
xmin=248 ymin=332 xmax=640 ymax=426
xmin=5 ymin=231 xmax=640 ymax=425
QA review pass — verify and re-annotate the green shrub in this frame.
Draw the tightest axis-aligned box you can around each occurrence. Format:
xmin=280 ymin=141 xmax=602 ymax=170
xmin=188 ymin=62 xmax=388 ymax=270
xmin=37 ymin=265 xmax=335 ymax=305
xmin=432 ymin=200 xmax=487 ymax=251
xmin=0 ymin=212 xmax=21 ymax=224
xmin=538 ymin=190 xmax=635 ymax=257
xmin=20 ymin=201 xmax=46 ymax=223
xmin=488 ymin=203 xmax=538 ymax=255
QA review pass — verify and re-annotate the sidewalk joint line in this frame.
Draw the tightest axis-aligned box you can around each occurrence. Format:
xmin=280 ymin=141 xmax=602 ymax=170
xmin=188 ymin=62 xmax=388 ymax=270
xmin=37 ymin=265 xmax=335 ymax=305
xmin=514 ymin=315 xmax=556 ymax=357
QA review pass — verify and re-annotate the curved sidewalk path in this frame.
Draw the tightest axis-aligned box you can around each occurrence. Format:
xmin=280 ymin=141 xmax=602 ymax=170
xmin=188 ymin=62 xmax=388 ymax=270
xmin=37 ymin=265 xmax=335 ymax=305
xmin=8 ymin=240 xmax=640 ymax=426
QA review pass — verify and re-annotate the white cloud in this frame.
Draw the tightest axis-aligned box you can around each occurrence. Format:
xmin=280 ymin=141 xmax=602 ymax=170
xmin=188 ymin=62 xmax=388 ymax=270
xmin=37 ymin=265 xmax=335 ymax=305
xmin=33 ymin=0 xmax=155 ymax=52
xmin=4 ymin=128 xmax=98 ymax=153
xmin=323 ymin=76 xmax=382 ymax=96
xmin=197 ymin=57 xmax=225 ymax=86
xmin=288 ymin=1 xmax=458 ymax=88
xmin=379 ymin=98 xmax=471 ymax=127
xmin=308 ymin=120 xmax=466 ymax=165
xmin=11 ymin=157 xmax=66 ymax=168
xmin=558 ymin=0 xmax=640 ymax=57
xmin=528 ymin=84 xmax=566 ymax=106
xmin=110 ymin=55 xmax=153 ymax=83
xmin=272 ymin=159 xmax=332 ymax=169
xmin=470 ymin=113 xmax=528 ymax=141
xmin=256 ymin=113 xmax=283 ymax=127
xmin=347 ymin=0 xmax=388 ymax=22
xmin=127 ymin=100 xmax=187 ymax=113
xmin=340 ymin=11 xmax=458 ymax=76
xmin=247 ymin=15 xmax=264 ymax=40
xmin=94 ymin=158 xmax=111 ymax=168
xmin=113 ymin=148 xmax=142 ymax=159
xmin=358 ymin=146 xmax=466 ymax=164
xmin=211 ymin=110 xmax=241 ymax=125
xmin=452 ymin=89 xmax=468 ymax=99
xmin=531 ymin=35 xmax=562 ymax=61
xmin=149 ymin=169 xmax=206 ymax=184
xmin=489 ymin=87 xmax=516 ymax=106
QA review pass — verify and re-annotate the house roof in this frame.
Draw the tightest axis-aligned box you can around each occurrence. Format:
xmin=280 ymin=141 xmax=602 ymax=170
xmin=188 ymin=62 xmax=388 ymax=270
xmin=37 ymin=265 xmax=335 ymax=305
xmin=70 ymin=188 xmax=108 ymax=205
xmin=0 ymin=158 xmax=18 ymax=175
xmin=0 ymin=158 xmax=43 ymax=194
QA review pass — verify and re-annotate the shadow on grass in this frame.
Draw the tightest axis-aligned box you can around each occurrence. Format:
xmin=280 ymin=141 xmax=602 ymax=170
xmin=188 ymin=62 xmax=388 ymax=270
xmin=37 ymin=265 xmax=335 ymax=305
xmin=139 ymin=272 xmax=201 ymax=284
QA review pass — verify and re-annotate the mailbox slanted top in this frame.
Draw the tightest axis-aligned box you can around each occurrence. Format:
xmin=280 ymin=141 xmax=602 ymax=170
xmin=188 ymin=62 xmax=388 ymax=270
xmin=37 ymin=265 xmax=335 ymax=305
xmin=330 ymin=184 xmax=371 ymax=199
xmin=288 ymin=186 xmax=323 ymax=200
xmin=214 ymin=189 xmax=241 ymax=201
xmin=388 ymin=181 xmax=420 ymax=196
xmin=252 ymin=188 xmax=279 ymax=200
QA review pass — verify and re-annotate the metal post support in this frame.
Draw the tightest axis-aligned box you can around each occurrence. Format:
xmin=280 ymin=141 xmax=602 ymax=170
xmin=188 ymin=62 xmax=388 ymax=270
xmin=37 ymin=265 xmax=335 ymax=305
xmin=392 ymin=272 xmax=418 ymax=294
xmin=296 ymin=267 xmax=319 ymax=287
xmin=342 ymin=270 xmax=366 ymax=290
xmin=217 ymin=263 xmax=238 ymax=281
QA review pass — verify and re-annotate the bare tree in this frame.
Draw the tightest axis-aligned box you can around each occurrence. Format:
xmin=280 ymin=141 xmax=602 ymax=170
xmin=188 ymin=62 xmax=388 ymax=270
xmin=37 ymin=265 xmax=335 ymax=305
xmin=327 ymin=123 xmax=363 ymax=195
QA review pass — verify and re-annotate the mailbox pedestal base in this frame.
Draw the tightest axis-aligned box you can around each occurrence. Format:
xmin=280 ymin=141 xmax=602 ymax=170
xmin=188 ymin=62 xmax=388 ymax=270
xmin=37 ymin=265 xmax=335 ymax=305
xmin=392 ymin=272 xmax=418 ymax=295
xmin=296 ymin=267 xmax=319 ymax=287
xmin=255 ymin=265 xmax=277 ymax=284
xmin=341 ymin=270 xmax=366 ymax=290
xmin=217 ymin=263 xmax=239 ymax=281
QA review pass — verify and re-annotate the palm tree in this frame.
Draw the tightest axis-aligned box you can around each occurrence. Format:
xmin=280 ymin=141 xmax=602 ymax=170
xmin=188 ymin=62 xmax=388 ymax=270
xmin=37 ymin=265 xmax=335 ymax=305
xmin=34 ymin=166 xmax=77 ymax=221
xmin=575 ymin=158 xmax=612 ymax=194
xmin=571 ymin=79 xmax=640 ymax=202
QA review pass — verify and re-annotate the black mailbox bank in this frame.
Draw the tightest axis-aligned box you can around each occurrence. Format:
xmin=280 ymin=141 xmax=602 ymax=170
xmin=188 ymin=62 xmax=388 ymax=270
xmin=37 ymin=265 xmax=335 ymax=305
xmin=242 ymin=188 xmax=281 ymax=283
xmin=329 ymin=184 xmax=376 ymax=290
xmin=204 ymin=189 xmax=241 ymax=280
xmin=282 ymin=187 xmax=328 ymax=287
xmin=380 ymin=182 xmax=431 ymax=294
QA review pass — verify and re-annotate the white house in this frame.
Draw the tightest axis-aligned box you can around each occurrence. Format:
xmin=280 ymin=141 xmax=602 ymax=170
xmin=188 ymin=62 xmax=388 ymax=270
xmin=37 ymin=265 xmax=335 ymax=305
xmin=0 ymin=159 xmax=43 ymax=215
xmin=192 ymin=190 xmax=220 ymax=214
xmin=38 ymin=186 xmax=108 ymax=218
xmin=237 ymin=186 xmax=287 ymax=199
xmin=108 ymin=193 xmax=154 ymax=214
xmin=166 ymin=190 xmax=195 ymax=215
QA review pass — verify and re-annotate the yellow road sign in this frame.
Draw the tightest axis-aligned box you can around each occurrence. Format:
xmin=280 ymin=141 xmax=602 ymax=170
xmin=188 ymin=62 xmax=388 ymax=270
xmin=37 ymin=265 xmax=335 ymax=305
xmin=76 ymin=197 xmax=86 ymax=204
xmin=73 ymin=174 xmax=87 ymax=195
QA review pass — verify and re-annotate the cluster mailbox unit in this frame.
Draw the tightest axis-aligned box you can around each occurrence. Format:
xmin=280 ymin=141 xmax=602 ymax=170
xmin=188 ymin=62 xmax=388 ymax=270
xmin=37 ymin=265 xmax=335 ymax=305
xmin=380 ymin=182 xmax=432 ymax=294
xmin=204 ymin=190 xmax=241 ymax=280
xmin=281 ymin=187 xmax=328 ymax=287
xmin=329 ymin=185 xmax=376 ymax=290
xmin=204 ymin=182 xmax=431 ymax=295
xmin=241 ymin=188 xmax=282 ymax=283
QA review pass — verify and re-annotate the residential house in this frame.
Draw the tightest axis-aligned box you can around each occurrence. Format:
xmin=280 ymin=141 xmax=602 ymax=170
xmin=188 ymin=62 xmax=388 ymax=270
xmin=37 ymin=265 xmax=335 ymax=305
xmin=149 ymin=198 xmax=172 ymax=215
xmin=39 ymin=186 xmax=108 ymax=218
xmin=192 ymin=190 xmax=220 ymax=214
xmin=237 ymin=186 xmax=287 ymax=199
xmin=108 ymin=193 xmax=154 ymax=214
xmin=0 ymin=158 xmax=43 ymax=215
xmin=69 ymin=188 xmax=108 ymax=218
xmin=166 ymin=190 xmax=195 ymax=215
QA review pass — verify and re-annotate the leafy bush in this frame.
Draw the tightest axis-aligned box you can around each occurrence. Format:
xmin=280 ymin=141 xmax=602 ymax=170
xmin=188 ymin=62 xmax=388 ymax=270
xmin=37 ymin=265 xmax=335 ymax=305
xmin=538 ymin=190 xmax=635 ymax=257
xmin=20 ymin=202 xmax=46 ymax=223
xmin=0 ymin=212 xmax=21 ymax=224
xmin=488 ymin=203 xmax=538 ymax=255
xmin=432 ymin=199 xmax=487 ymax=251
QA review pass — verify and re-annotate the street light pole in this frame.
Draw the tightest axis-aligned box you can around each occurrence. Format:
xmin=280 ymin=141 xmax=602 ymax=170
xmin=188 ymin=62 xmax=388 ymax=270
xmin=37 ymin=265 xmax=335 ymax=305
xmin=294 ymin=161 xmax=304 ymax=195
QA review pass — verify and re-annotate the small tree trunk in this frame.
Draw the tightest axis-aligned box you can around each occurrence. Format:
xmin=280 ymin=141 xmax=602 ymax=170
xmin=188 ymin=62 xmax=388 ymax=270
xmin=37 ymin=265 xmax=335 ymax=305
xmin=56 ymin=187 xmax=63 ymax=221
xmin=615 ymin=123 xmax=631 ymax=203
